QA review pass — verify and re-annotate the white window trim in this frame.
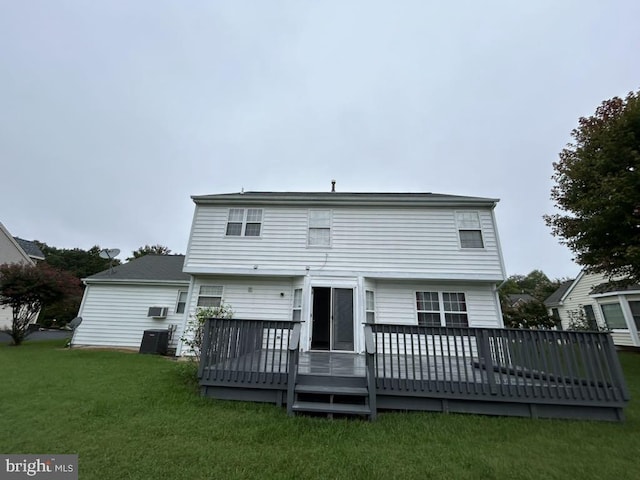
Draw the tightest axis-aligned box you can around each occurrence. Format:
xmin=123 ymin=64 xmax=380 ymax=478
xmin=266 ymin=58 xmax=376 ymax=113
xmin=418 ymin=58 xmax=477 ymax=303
xmin=197 ymin=285 xmax=224 ymax=308
xmin=365 ymin=290 xmax=376 ymax=324
xmin=415 ymin=290 xmax=469 ymax=327
xmin=307 ymin=209 xmax=332 ymax=248
xmin=455 ymin=211 xmax=485 ymax=249
xmin=598 ymin=299 xmax=629 ymax=331
xmin=225 ymin=208 xmax=263 ymax=238
xmin=292 ymin=288 xmax=302 ymax=322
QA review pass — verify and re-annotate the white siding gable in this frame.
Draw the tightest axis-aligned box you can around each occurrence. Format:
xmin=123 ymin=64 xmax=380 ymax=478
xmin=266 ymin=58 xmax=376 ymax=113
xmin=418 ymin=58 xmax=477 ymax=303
xmin=185 ymin=205 xmax=504 ymax=281
xmin=73 ymin=283 xmax=188 ymax=349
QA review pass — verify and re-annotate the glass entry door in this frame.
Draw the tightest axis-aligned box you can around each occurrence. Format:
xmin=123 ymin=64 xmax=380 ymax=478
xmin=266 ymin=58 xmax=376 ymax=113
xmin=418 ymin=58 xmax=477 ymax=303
xmin=311 ymin=287 xmax=354 ymax=351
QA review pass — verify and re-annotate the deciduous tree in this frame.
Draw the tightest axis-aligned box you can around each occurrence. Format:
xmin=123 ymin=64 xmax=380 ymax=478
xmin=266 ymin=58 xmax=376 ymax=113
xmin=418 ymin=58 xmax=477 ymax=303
xmin=0 ymin=263 xmax=82 ymax=345
xmin=545 ymin=89 xmax=640 ymax=282
xmin=127 ymin=244 xmax=172 ymax=261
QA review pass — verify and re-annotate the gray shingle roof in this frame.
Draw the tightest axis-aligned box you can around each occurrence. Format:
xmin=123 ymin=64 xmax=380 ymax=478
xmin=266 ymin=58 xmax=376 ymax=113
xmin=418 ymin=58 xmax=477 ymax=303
xmin=13 ymin=237 xmax=45 ymax=260
xmin=590 ymin=280 xmax=640 ymax=295
xmin=85 ymin=255 xmax=190 ymax=283
xmin=543 ymin=280 xmax=574 ymax=307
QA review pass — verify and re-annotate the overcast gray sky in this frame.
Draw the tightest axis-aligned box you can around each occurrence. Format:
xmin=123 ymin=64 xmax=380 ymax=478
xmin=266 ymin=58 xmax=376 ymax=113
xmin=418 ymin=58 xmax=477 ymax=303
xmin=1 ymin=1 xmax=639 ymax=280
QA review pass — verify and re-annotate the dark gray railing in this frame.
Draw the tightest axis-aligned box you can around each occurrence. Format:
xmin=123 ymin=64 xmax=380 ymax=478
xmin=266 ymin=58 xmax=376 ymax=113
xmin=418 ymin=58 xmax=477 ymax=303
xmin=199 ymin=318 xmax=297 ymax=387
xmin=370 ymin=324 xmax=629 ymax=406
xmin=364 ymin=324 xmax=377 ymax=420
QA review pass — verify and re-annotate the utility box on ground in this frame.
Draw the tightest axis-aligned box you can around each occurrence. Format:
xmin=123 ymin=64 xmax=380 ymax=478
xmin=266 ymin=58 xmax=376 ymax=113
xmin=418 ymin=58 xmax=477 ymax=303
xmin=139 ymin=329 xmax=169 ymax=355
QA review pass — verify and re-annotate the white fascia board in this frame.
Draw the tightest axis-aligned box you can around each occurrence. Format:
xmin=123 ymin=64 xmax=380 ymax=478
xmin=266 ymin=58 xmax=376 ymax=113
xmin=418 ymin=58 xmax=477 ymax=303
xmin=192 ymin=194 xmax=499 ymax=209
xmin=558 ymin=270 xmax=585 ymax=304
xmin=0 ymin=222 xmax=35 ymax=265
xmin=184 ymin=266 xmax=504 ymax=282
xmin=590 ymin=290 xmax=640 ymax=299
xmin=82 ymin=279 xmax=190 ymax=287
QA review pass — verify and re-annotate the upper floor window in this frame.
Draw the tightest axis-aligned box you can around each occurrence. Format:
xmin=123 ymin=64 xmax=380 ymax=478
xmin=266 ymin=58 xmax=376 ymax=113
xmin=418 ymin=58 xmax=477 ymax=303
xmin=416 ymin=291 xmax=468 ymax=327
xmin=308 ymin=210 xmax=331 ymax=246
xmin=226 ymin=208 xmax=263 ymax=237
xmin=456 ymin=211 xmax=484 ymax=248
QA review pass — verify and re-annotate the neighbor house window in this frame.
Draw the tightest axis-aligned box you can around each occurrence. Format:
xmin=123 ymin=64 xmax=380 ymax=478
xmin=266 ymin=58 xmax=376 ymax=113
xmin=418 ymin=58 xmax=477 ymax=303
xmin=456 ymin=211 xmax=484 ymax=248
xmin=416 ymin=291 xmax=469 ymax=327
xmin=308 ymin=210 xmax=331 ymax=246
xmin=365 ymin=290 xmax=375 ymax=323
xmin=551 ymin=308 xmax=562 ymax=329
xmin=197 ymin=286 xmax=223 ymax=308
xmin=629 ymin=301 xmax=640 ymax=330
xmin=600 ymin=302 xmax=626 ymax=329
xmin=176 ymin=290 xmax=188 ymax=314
xmin=226 ymin=208 xmax=263 ymax=236
xmin=583 ymin=304 xmax=598 ymax=330
xmin=292 ymin=288 xmax=302 ymax=322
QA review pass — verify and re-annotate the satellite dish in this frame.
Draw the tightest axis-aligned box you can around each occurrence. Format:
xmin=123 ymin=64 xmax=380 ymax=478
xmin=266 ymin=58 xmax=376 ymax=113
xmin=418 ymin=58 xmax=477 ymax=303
xmin=67 ymin=316 xmax=83 ymax=330
xmin=99 ymin=248 xmax=120 ymax=259
xmin=99 ymin=248 xmax=120 ymax=275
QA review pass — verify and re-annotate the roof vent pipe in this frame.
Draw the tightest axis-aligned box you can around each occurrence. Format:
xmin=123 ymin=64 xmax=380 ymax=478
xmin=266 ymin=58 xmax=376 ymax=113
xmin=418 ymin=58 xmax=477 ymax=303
xmin=331 ymin=180 xmax=336 ymax=192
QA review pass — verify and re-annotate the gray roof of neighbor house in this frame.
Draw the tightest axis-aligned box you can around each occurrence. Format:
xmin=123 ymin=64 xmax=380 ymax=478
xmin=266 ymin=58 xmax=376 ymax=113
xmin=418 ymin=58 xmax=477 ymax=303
xmin=13 ymin=237 xmax=45 ymax=260
xmin=590 ymin=280 xmax=640 ymax=295
xmin=192 ymin=191 xmax=500 ymax=208
xmin=544 ymin=280 xmax=575 ymax=307
xmin=85 ymin=255 xmax=190 ymax=283
xmin=506 ymin=293 xmax=536 ymax=306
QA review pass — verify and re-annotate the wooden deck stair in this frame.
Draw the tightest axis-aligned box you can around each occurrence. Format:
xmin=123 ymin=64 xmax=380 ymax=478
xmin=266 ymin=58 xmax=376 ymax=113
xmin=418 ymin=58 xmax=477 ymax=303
xmin=290 ymin=373 xmax=374 ymax=419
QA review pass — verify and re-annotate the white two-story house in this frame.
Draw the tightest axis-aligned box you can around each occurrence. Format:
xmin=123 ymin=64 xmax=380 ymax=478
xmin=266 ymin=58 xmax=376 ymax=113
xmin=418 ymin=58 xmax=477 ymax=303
xmin=177 ymin=191 xmax=507 ymax=355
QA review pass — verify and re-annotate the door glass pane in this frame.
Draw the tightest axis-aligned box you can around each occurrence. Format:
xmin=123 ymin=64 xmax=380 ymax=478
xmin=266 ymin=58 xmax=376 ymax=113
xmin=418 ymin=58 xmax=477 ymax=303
xmin=332 ymin=288 xmax=354 ymax=351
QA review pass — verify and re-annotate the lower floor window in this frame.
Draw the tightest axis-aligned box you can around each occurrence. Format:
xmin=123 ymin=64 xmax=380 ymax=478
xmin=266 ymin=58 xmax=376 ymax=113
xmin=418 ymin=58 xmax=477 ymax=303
xmin=600 ymin=302 xmax=627 ymax=329
xmin=197 ymin=285 xmax=223 ymax=308
xmin=416 ymin=291 xmax=468 ymax=327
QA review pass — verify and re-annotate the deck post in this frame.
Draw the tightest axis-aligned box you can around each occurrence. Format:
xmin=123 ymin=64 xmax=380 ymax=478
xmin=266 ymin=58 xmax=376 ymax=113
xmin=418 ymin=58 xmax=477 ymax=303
xmin=478 ymin=329 xmax=498 ymax=395
xmin=364 ymin=324 xmax=377 ymax=421
xmin=286 ymin=323 xmax=302 ymax=416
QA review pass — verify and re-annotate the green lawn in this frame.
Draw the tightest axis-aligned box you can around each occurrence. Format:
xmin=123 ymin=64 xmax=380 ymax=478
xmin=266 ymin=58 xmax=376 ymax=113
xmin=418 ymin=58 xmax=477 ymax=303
xmin=1 ymin=340 xmax=638 ymax=480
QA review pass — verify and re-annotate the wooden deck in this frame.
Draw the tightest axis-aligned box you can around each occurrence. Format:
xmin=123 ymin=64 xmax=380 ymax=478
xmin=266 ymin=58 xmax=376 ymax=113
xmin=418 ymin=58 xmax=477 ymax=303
xmin=198 ymin=319 xmax=630 ymax=421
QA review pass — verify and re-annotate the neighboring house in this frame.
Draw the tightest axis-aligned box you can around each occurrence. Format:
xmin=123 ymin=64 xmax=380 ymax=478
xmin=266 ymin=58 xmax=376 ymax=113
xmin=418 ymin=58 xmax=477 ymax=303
xmin=544 ymin=271 xmax=640 ymax=348
xmin=177 ymin=191 xmax=508 ymax=355
xmin=71 ymin=255 xmax=190 ymax=351
xmin=0 ymin=222 xmax=45 ymax=330
xmin=505 ymin=293 xmax=536 ymax=308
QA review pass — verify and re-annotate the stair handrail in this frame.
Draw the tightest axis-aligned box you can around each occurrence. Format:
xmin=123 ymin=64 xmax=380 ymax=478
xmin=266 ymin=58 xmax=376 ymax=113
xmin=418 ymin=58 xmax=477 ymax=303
xmin=364 ymin=323 xmax=377 ymax=420
xmin=286 ymin=322 xmax=302 ymax=416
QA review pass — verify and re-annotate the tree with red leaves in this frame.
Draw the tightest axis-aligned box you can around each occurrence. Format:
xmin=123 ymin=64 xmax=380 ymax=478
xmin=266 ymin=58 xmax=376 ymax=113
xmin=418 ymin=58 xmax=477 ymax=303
xmin=0 ymin=263 xmax=82 ymax=345
xmin=545 ymin=90 xmax=640 ymax=282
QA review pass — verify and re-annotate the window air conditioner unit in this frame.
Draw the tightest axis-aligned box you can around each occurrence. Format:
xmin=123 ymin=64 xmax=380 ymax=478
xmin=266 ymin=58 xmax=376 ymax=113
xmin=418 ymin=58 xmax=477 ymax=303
xmin=147 ymin=307 xmax=168 ymax=319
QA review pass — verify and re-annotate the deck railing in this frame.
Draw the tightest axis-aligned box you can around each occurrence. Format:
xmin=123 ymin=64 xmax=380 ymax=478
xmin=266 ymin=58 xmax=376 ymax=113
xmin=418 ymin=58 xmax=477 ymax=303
xmin=199 ymin=318 xmax=297 ymax=387
xmin=369 ymin=324 xmax=629 ymax=406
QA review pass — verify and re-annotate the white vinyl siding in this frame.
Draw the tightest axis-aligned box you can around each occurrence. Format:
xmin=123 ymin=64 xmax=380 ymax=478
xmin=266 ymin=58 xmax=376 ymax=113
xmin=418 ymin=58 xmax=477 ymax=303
xmin=186 ymin=206 xmax=503 ymax=280
xmin=72 ymin=283 xmax=189 ymax=349
xmin=187 ymin=276 xmax=295 ymax=322
xmin=375 ymin=281 xmax=501 ymax=328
